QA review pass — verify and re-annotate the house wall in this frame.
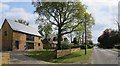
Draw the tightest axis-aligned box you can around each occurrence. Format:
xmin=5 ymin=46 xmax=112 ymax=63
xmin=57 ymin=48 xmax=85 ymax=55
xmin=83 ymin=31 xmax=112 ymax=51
xmin=2 ymin=21 xmax=13 ymax=51
xmin=12 ymin=32 xmax=43 ymax=50
xmin=12 ymin=32 xmax=26 ymax=51
xmin=1 ymin=20 xmax=43 ymax=51
xmin=34 ymin=36 xmax=43 ymax=50
xmin=0 ymin=29 xmax=2 ymax=51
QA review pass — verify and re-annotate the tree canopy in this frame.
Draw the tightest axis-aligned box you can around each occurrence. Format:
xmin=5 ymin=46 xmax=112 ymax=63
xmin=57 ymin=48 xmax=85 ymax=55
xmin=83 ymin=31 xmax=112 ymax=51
xmin=32 ymin=1 xmax=94 ymax=49
xmin=98 ymin=29 xmax=120 ymax=48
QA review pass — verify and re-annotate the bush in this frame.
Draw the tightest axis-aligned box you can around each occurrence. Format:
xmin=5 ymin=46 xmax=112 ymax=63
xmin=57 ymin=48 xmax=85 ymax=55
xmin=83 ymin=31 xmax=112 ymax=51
xmin=114 ymin=45 xmax=120 ymax=49
xmin=80 ymin=44 xmax=86 ymax=49
xmin=71 ymin=43 xmax=81 ymax=48
xmin=61 ymin=40 xmax=72 ymax=49
xmin=87 ymin=44 xmax=93 ymax=49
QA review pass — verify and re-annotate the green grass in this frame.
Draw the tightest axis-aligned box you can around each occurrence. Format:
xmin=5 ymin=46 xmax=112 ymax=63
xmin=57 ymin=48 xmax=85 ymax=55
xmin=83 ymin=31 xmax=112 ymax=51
xmin=48 ymin=49 xmax=93 ymax=63
xmin=26 ymin=49 xmax=56 ymax=60
xmin=112 ymin=48 xmax=120 ymax=52
xmin=26 ymin=49 xmax=93 ymax=63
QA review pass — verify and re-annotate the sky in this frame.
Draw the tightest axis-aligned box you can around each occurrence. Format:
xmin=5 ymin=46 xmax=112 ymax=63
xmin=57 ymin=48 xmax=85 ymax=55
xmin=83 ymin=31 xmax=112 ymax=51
xmin=0 ymin=0 xmax=119 ymax=43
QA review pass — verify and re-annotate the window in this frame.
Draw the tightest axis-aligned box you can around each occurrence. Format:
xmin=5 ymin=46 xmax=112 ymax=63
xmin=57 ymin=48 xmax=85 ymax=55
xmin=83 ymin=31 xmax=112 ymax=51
xmin=38 ymin=43 xmax=40 ymax=46
xmin=26 ymin=34 xmax=34 ymax=41
xmin=4 ymin=31 xmax=7 ymax=36
xmin=15 ymin=41 xmax=19 ymax=49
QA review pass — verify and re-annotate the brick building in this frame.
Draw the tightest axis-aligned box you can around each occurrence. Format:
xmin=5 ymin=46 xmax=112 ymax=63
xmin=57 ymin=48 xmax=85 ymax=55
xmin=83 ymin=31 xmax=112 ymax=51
xmin=0 ymin=19 xmax=43 ymax=51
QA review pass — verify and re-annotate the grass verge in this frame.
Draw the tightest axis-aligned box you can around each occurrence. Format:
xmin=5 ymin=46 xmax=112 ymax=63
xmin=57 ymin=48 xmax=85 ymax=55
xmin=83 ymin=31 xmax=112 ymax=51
xmin=48 ymin=49 xmax=93 ymax=63
xmin=26 ymin=49 xmax=93 ymax=63
xmin=26 ymin=49 xmax=56 ymax=60
xmin=112 ymin=48 xmax=120 ymax=52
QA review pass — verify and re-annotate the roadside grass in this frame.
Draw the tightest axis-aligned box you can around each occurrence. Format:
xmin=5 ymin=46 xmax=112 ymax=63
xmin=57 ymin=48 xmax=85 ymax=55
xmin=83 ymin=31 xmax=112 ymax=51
xmin=48 ymin=49 xmax=93 ymax=63
xmin=26 ymin=49 xmax=56 ymax=60
xmin=112 ymin=48 xmax=120 ymax=52
xmin=26 ymin=49 xmax=93 ymax=63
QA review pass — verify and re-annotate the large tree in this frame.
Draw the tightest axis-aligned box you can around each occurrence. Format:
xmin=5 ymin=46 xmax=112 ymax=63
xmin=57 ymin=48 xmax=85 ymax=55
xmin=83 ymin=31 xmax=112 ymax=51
xmin=32 ymin=1 xmax=94 ymax=49
xmin=38 ymin=22 xmax=52 ymax=39
xmin=98 ymin=29 xmax=120 ymax=48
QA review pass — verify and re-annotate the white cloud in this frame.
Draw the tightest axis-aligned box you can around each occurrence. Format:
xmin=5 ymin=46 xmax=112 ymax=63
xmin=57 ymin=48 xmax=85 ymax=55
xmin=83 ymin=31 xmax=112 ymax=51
xmin=1 ymin=7 xmax=38 ymax=30
xmin=1 ymin=0 xmax=32 ymax=2
xmin=1 ymin=1 xmax=120 ymax=43
xmin=81 ymin=0 xmax=119 ymax=43
xmin=0 ymin=3 xmax=10 ymax=12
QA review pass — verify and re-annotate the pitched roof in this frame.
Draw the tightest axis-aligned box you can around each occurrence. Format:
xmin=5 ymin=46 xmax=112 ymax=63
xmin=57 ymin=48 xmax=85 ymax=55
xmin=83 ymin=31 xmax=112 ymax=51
xmin=5 ymin=19 xmax=41 ymax=36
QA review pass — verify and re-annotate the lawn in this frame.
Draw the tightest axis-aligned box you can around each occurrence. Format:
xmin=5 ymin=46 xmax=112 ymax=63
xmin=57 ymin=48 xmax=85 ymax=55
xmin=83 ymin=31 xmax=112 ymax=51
xmin=48 ymin=49 xmax=93 ymax=63
xmin=26 ymin=49 xmax=93 ymax=63
xmin=26 ymin=49 xmax=56 ymax=60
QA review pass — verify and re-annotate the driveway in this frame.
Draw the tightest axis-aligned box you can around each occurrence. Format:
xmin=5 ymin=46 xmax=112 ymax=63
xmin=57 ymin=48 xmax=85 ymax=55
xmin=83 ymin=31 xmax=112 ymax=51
xmin=8 ymin=51 xmax=53 ymax=64
xmin=0 ymin=52 xmax=2 ymax=65
xmin=92 ymin=48 xmax=119 ymax=64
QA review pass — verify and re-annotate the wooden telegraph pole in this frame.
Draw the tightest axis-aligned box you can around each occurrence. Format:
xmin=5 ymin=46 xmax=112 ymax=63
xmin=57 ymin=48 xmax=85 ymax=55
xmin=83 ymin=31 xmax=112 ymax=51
xmin=84 ymin=13 xmax=87 ymax=55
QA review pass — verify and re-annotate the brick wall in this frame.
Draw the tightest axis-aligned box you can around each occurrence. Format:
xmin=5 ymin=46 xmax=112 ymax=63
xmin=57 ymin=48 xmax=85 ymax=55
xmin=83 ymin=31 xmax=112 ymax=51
xmin=0 ymin=29 xmax=2 ymax=51
xmin=2 ymin=21 xmax=13 ymax=51
xmin=56 ymin=48 xmax=80 ymax=58
xmin=13 ymin=32 xmax=26 ymax=51
xmin=34 ymin=36 xmax=43 ymax=50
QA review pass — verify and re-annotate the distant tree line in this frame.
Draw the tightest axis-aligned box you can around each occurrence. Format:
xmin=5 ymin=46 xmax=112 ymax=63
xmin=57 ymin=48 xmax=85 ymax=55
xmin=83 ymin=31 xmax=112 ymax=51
xmin=98 ymin=29 xmax=120 ymax=49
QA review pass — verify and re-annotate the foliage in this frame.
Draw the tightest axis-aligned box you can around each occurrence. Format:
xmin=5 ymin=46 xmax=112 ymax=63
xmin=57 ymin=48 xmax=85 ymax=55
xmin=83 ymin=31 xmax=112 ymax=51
xmin=71 ymin=43 xmax=81 ymax=48
xmin=87 ymin=40 xmax=94 ymax=49
xmin=80 ymin=44 xmax=86 ymax=49
xmin=32 ymin=1 xmax=94 ymax=49
xmin=98 ymin=29 xmax=120 ymax=49
xmin=38 ymin=22 xmax=52 ymax=38
xmin=72 ymin=37 xmax=78 ymax=44
xmin=61 ymin=38 xmax=72 ymax=49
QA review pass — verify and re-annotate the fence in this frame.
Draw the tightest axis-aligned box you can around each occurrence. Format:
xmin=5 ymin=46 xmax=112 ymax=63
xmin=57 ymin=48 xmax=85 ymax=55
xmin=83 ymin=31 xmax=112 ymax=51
xmin=56 ymin=48 xmax=80 ymax=58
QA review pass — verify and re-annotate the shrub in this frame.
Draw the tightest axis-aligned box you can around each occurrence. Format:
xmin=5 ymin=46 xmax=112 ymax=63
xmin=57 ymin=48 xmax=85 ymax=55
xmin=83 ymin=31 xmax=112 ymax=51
xmin=87 ymin=44 xmax=93 ymax=49
xmin=61 ymin=40 xmax=72 ymax=49
xmin=80 ymin=44 xmax=86 ymax=49
xmin=114 ymin=45 xmax=120 ymax=49
xmin=71 ymin=43 xmax=81 ymax=48
xmin=80 ymin=43 xmax=92 ymax=49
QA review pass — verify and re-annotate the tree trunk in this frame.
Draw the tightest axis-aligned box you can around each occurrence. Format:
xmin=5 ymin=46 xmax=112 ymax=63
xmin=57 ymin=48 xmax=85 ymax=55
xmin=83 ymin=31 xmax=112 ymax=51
xmin=118 ymin=23 xmax=120 ymax=32
xmin=82 ymin=32 xmax=84 ymax=44
xmin=57 ymin=27 xmax=62 ymax=50
xmin=70 ymin=34 xmax=72 ymax=43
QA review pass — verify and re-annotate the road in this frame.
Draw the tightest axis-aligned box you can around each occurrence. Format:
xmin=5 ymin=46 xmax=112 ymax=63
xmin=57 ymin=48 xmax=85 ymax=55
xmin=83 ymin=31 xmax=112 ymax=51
xmin=92 ymin=48 xmax=119 ymax=64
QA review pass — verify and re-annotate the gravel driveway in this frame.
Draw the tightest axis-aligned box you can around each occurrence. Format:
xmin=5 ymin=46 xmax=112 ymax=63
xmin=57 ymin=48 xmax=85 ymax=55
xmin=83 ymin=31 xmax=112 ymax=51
xmin=8 ymin=51 xmax=53 ymax=64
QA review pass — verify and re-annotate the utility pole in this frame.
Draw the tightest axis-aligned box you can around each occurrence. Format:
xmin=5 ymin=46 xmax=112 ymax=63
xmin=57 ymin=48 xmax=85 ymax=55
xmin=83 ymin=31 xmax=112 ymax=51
xmin=84 ymin=14 xmax=87 ymax=55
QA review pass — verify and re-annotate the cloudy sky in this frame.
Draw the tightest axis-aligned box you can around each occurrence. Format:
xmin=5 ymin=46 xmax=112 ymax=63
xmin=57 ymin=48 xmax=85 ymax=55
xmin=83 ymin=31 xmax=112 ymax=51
xmin=0 ymin=0 xmax=119 ymax=43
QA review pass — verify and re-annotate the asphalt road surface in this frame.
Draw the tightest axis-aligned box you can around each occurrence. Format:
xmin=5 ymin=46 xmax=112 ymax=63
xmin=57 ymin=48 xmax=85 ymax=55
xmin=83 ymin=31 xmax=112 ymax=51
xmin=92 ymin=48 xmax=119 ymax=64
